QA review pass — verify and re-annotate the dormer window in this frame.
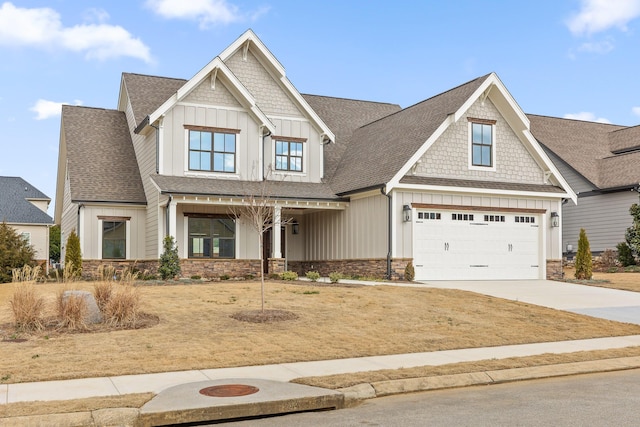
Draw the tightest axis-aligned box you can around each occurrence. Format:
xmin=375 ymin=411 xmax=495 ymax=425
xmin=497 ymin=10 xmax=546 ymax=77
xmin=186 ymin=125 xmax=239 ymax=173
xmin=468 ymin=118 xmax=496 ymax=170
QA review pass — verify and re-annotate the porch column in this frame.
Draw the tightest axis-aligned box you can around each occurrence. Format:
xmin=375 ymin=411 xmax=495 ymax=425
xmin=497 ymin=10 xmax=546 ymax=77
xmin=272 ymin=205 xmax=282 ymax=258
xmin=168 ymin=201 xmax=177 ymax=241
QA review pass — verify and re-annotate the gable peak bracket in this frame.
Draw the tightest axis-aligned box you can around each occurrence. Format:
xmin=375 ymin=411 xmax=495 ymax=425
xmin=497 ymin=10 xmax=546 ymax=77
xmin=210 ymin=68 xmax=218 ymax=90
xmin=544 ymin=170 xmax=552 ymax=184
xmin=480 ymin=87 xmax=491 ymax=107
xmin=320 ymin=133 xmax=332 ymax=145
xmin=242 ymin=40 xmax=251 ymax=61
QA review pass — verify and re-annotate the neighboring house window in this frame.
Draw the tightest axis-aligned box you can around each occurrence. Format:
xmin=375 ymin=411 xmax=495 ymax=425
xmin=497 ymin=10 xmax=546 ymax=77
xmin=471 ymin=122 xmax=493 ymax=167
xmin=188 ymin=128 xmax=237 ymax=173
xmin=103 ymin=221 xmax=126 ymax=259
xmin=188 ymin=216 xmax=235 ymax=258
xmin=21 ymin=232 xmax=31 ymax=245
xmin=275 ymin=140 xmax=303 ymax=172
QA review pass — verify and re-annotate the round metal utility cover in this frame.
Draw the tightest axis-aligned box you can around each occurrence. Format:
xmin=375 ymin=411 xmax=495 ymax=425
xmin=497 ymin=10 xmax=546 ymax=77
xmin=199 ymin=384 xmax=260 ymax=397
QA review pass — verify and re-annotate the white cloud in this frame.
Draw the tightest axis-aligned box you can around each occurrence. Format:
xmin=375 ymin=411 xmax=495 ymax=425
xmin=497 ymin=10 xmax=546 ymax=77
xmin=578 ymin=39 xmax=614 ymax=54
xmin=30 ymin=99 xmax=83 ymax=120
xmin=567 ymin=0 xmax=640 ymax=35
xmin=0 ymin=2 xmax=152 ymax=63
xmin=632 ymin=107 xmax=640 ymax=117
xmin=564 ymin=112 xmax=611 ymax=124
xmin=145 ymin=0 xmax=267 ymax=28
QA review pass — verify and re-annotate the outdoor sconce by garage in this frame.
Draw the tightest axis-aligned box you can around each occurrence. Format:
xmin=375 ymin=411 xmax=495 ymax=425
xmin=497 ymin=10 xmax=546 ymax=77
xmin=403 ymin=205 xmax=412 ymax=222
xmin=292 ymin=221 xmax=299 ymax=235
xmin=550 ymin=211 xmax=559 ymax=228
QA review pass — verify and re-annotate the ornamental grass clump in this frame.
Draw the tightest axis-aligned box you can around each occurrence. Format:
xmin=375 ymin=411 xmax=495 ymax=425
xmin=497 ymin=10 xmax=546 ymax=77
xmin=56 ymin=290 xmax=89 ymax=331
xmin=10 ymin=283 xmax=45 ymax=332
xmin=103 ymin=284 xmax=141 ymax=327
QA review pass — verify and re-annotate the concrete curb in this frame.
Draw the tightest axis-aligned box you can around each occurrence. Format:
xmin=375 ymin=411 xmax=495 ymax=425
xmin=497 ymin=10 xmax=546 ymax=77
xmin=337 ymin=356 xmax=640 ymax=404
xmin=5 ymin=357 xmax=640 ymax=426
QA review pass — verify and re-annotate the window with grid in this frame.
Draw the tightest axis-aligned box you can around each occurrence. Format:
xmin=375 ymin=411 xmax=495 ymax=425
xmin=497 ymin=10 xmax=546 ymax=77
xmin=189 ymin=130 xmax=236 ymax=173
xmin=275 ymin=140 xmax=303 ymax=172
xmin=188 ymin=216 xmax=235 ymax=259
xmin=471 ymin=122 xmax=493 ymax=167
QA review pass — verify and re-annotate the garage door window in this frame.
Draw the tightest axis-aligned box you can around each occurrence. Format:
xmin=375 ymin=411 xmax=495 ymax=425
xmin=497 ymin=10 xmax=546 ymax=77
xmin=452 ymin=213 xmax=474 ymax=221
xmin=515 ymin=216 xmax=536 ymax=223
xmin=485 ymin=215 xmax=505 ymax=222
xmin=418 ymin=212 xmax=441 ymax=220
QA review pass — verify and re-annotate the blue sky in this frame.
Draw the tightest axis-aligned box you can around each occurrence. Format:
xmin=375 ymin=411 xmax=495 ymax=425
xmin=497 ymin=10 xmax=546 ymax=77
xmin=1 ymin=0 xmax=639 ymax=217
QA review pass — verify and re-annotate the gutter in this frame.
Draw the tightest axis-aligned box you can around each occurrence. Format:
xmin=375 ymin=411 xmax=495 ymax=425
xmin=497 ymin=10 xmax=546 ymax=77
xmin=380 ymin=185 xmax=392 ymax=280
xmin=134 ymin=116 xmax=150 ymax=134
xmin=577 ymin=184 xmax=640 ymax=198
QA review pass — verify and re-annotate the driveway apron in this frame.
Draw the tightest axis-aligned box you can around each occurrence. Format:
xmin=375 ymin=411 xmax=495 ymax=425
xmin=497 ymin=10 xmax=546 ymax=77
xmin=419 ymin=280 xmax=640 ymax=325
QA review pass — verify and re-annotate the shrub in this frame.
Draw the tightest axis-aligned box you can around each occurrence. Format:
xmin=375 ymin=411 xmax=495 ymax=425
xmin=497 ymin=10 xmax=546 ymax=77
xmin=0 ymin=221 xmax=36 ymax=283
xmin=190 ymin=275 xmax=202 ymax=280
xmin=617 ymin=242 xmax=636 ymax=267
xmin=599 ymin=249 xmax=618 ymax=268
xmin=329 ymin=271 xmax=343 ymax=283
xmin=158 ymin=236 xmax=181 ymax=280
xmin=93 ymin=281 xmax=114 ymax=312
xmin=626 ymin=204 xmax=640 ymax=258
xmin=305 ymin=271 xmax=320 ymax=282
xmin=10 ymin=283 xmax=45 ymax=331
xmin=575 ymin=228 xmax=593 ymax=280
xmin=64 ymin=230 xmax=82 ymax=278
xmin=220 ymin=274 xmax=230 ymax=280
xmin=244 ymin=274 xmax=255 ymax=280
xmin=103 ymin=285 xmax=140 ymax=327
xmin=57 ymin=290 xmax=89 ymax=331
xmin=268 ymin=273 xmax=280 ymax=280
xmin=280 ymin=271 xmax=298 ymax=281
xmin=404 ymin=261 xmax=415 ymax=281
xmin=49 ymin=224 xmax=61 ymax=263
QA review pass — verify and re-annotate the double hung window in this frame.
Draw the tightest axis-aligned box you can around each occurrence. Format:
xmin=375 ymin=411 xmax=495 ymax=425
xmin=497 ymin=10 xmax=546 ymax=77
xmin=471 ymin=122 xmax=493 ymax=167
xmin=188 ymin=216 xmax=235 ymax=259
xmin=103 ymin=221 xmax=126 ymax=259
xmin=275 ymin=139 xmax=304 ymax=172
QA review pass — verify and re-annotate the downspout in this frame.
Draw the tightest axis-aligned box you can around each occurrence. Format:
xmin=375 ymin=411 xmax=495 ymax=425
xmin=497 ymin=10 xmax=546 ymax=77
xmin=381 ymin=186 xmax=392 ymax=280
xmin=150 ymin=123 xmax=160 ymax=174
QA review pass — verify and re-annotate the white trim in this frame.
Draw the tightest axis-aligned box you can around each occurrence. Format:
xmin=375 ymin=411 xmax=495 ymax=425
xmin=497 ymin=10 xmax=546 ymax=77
xmin=78 ymin=206 xmax=85 ymax=256
xmin=395 ymin=183 xmax=570 ymax=200
xmin=267 ymin=114 xmax=312 ymax=123
xmin=158 ymin=116 xmax=164 ymax=174
xmin=126 ymin=221 xmax=131 ymax=261
xmin=390 ymin=191 xmax=397 ymax=257
xmin=182 ymin=215 xmax=188 ymax=259
xmin=176 ymin=101 xmax=247 ymax=112
xmin=97 ymin=220 xmax=102 ymax=259
xmin=540 ymin=212 xmax=547 ymax=280
xmin=468 ymin=121 xmax=497 ymax=172
xmin=271 ymin=138 xmax=307 ymax=177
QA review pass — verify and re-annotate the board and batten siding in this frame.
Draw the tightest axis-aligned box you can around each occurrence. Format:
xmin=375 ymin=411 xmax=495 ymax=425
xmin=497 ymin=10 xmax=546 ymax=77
xmin=303 ymin=193 xmax=387 ymax=261
xmin=266 ymin=119 xmax=323 ymax=183
xmin=394 ymin=190 xmax=562 ymax=260
xmin=77 ymin=205 xmax=146 ymax=260
xmin=563 ymin=191 xmax=638 ymax=253
xmin=124 ymin=98 xmax=159 ymax=259
xmin=162 ymin=104 xmax=260 ymax=180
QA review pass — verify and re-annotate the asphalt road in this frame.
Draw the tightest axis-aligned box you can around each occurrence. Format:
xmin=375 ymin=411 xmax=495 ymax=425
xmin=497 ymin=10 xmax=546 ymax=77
xmin=215 ymin=369 xmax=640 ymax=426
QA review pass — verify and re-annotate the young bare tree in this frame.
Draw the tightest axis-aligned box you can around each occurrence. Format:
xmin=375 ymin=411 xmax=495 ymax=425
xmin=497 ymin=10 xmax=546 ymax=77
xmin=229 ymin=170 xmax=293 ymax=313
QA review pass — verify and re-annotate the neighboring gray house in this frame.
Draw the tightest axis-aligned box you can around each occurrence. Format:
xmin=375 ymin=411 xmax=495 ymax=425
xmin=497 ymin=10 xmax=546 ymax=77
xmin=0 ymin=176 xmax=53 ymax=265
xmin=55 ymin=30 xmax=575 ymax=281
xmin=529 ymin=116 xmax=640 ymax=254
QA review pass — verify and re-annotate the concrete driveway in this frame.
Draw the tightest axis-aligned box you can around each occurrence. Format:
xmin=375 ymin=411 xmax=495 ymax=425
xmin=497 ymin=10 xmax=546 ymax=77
xmin=419 ymin=279 xmax=640 ymax=325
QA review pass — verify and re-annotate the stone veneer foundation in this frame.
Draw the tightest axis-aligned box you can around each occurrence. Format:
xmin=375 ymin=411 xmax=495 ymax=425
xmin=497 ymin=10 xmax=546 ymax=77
xmin=546 ymin=259 xmax=563 ymax=280
xmin=288 ymin=258 xmax=412 ymax=281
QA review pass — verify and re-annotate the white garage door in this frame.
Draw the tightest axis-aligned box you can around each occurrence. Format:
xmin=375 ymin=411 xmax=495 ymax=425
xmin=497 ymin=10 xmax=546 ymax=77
xmin=413 ymin=210 xmax=540 ymax=281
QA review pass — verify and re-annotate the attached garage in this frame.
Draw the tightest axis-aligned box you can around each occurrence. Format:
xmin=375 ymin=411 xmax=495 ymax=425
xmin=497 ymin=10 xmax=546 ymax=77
xmin=412 ymin=208 xmax=543 ymax=281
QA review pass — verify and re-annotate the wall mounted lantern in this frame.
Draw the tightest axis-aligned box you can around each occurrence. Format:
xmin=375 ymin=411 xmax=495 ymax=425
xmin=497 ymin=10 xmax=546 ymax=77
xmin=403 ymin=205 xmax=412 ymax=222
xmin=550 ymin=211 xmax=559 ymax=228
xmin=292 ymin=221 xmax=299 ymax=235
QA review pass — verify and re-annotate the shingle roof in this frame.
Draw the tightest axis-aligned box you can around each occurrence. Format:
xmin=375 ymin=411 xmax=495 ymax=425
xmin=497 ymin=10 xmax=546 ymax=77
xmin=301 ymin=94 xmax=401 ymax=180
xmin=122 ymin=73 xmax=186 ymax=127
xmin=528 ymin=114 xmax=639 ymax=189
xmin=328 ymin=74 xmax=491 ymax=195
xmin=0 ymin=176 xmax=53 ymax=224
xmin=62 ymin=106 xmax=146 ymax=204
xmin=400 ymin=175 xmax=565 ymax=193
xmin=150 ymin=174 xmax=344 ymax=201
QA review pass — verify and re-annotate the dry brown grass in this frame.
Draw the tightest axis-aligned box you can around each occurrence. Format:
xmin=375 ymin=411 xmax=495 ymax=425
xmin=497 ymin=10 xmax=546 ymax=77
xmin=102 ymin=284 xmax=141 ymax=327
xmin=56 ymin=289 xmax=89 ymax=331
xmin=8 ymin=283 xmax=45 ymax=332
xmin=564 ymin=268 xmax=640 ymax=292
xmin=93 ymin=281 xmax=114 ymax=312
xmin=2 ymin=279 xmax=640 ymax=384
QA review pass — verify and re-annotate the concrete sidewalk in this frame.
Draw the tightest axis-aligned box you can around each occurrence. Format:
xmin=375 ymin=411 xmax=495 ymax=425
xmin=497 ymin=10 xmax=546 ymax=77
xmin=4 ymin=335 xmax=640 ymax=405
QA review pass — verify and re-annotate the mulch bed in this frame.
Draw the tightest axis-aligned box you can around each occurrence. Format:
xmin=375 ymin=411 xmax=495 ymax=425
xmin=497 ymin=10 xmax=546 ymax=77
xmin=230 ymin=309 xmax=298 ymax=323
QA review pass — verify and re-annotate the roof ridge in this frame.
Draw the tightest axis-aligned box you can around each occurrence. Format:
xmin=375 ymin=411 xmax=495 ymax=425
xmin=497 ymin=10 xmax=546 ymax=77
xmin=302 ymin=93 xmax=400 ymax=107
xmin=358 ymin=73 xmax=492 ymax=130
xmin=62 ymin=105 xmax=120 ymax=113
xmin=527 ymin=113 xmax=625 ymax=127
xmin=122 ymin=72 xmax=187 ymax=82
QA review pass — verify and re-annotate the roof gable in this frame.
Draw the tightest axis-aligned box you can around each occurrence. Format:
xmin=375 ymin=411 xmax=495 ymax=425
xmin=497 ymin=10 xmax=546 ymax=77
xmin=0 ymin=176 xmax=53 ymax=224
xmin=120 ymin=73 xmax=186 ymax=128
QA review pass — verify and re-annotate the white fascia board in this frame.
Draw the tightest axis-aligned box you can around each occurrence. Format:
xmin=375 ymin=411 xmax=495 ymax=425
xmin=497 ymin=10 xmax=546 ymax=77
xmin=219 ymin=29 xmax=286 ymax=76
xmin=522 ymin=129 xmax=578 ymax=204
xmin=395 ymin=183 xmax=572 ymax=201
xmin=386 ymin=114 xmax=456 ymax=192
xmin=279 ymin=76 xmax=335 ymax=142
xmin=116 ymin=75 xmax=128 ymax=112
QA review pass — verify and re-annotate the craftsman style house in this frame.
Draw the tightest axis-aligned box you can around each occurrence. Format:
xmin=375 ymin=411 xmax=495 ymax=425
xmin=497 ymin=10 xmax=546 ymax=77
xmin=55 ymin=30 xmax=576 ymax=281
xmin=1 ymin=176 xmax=53 ymax=265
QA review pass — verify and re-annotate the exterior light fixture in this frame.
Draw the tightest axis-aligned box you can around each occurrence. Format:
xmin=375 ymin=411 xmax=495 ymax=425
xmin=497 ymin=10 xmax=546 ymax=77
xmin=292 ymin=221 xmax=299 ymax=235
xmin=550 ymin=211 xmax=559 ymax=228
xmin=403 ymin=205 xmax=412 ymax=222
